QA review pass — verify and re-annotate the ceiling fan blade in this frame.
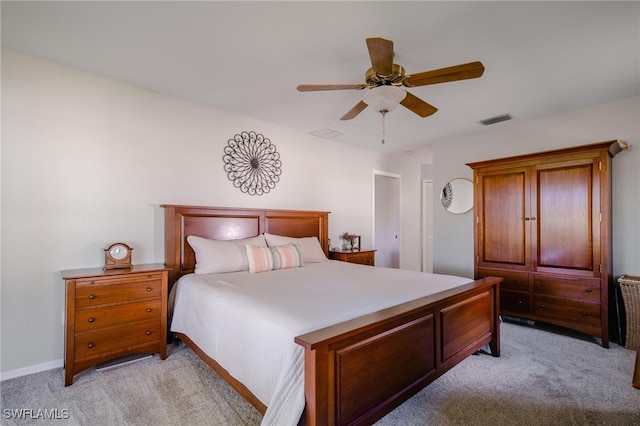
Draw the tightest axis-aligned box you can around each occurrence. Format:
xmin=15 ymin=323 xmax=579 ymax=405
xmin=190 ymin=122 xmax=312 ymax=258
xmin=366 ymin=37 xmax=394 ymax=76
xmin=340 ymin=101 xmax=368 ymax=120
xmin=404 ymin=61 xmax=485 ymax=87
xmin=297 ymin=84 xmax=368 ymax=92
xmin=400 ymin=91 xmax=438 ymax=118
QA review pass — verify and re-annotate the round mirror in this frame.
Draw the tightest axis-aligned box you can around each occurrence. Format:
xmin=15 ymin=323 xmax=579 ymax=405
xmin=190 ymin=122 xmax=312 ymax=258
xmin=441 ymin=178 xmax=474 ymax=214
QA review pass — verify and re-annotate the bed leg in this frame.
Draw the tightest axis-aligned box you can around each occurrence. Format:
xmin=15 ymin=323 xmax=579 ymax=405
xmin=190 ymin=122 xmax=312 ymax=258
xmin=489 ymin=288 xmax=501 ymax=357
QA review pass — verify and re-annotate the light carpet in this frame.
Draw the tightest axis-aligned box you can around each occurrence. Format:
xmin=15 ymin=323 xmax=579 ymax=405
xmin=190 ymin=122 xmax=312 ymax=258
xmin=1 ymin=321 xmax=638 ymax=425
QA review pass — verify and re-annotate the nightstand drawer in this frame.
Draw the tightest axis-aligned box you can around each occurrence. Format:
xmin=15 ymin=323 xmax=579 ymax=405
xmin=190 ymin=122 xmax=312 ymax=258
xmin=75 ymin=277 xmax=162 ymax=308
xmin=75 ymin=321 xmax=161 ymax=361
xmin=75 ymin=299 xmax=161 ymax=332
xmin=76 ymin=272 xmax=163 ymax=287
xmin=346 ymin=251 xmax=375 ymax=265
xmin=329 ymin=250 xmax=376 ymax=266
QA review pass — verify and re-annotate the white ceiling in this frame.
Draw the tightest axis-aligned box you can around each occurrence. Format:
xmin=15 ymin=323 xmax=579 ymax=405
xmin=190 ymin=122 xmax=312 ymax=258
xmin=2 ymin=1 xmax=639 ymax=153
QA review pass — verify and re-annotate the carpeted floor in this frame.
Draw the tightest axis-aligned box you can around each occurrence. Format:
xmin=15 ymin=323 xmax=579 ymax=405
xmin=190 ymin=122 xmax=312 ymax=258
xmin=2 ymin=321 xmax=638 ymax=425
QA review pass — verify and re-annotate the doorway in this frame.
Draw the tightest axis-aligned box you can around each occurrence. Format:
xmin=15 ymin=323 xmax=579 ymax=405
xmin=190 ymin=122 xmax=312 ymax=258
xmin=373 ymin=171 xmax=401 ymax=268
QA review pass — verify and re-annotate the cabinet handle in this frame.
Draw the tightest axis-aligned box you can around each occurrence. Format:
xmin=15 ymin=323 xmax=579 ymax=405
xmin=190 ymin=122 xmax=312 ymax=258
xmin=524 ymin=217 xmax=530 ymax=221
xmin=88 ymin=295 xmax=96 ymax=300
xmin=146 ymin=287 xmax=153 ymax=292
xmin=586 ymin=288 xmax=592 ymax=293
xmin=539 ymin=282 xmax=546 ymax=287
xmin=146 ymin=308 xmax=152 ymax=313
xmin=531 ymin=217 xmax=537 ymax=221
xmin=87 ymin=318 xmax=95 ymax=323
xmin=89 ymin=281 xmax=95 ymax=284
xmin=586 ymin=312 xmax=593 ymax=316
xmin=146 ymin=331 xmax=152 ymax=336
xmin=87 ymin=343 xmax=94 ymax=349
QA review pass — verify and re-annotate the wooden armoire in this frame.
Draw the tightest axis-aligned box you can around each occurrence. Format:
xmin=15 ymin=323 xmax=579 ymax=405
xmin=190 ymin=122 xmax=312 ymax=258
xmin=468 ymin=140 xmax=628 ymax=347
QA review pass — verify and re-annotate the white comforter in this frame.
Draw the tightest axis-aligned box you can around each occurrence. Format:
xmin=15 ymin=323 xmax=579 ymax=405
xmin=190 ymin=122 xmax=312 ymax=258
xmin=170 ymin=260 xmax=472 ymax=425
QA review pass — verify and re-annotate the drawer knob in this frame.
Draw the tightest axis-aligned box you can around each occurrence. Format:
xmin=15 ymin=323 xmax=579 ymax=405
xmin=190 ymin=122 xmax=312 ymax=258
xmin=87 ymin=318 xmax=95 ymax=323
xmin=586 ymin=288 xmax=592 ymax=293
xmin=146 ymin=308 xmax=152 ymax=313
xmin=89 ymin=281 xmax=95 ymax=284
xmin=88 ymin=295 xmax=96 ymax=300
xmin=516 ymin=280 xmax=522 ymax=285
xmin=146 ymin=331 xmax=152 ymax=336
xmin=146 ymin=287 xmax=153 ymax=292
xmin=586 ymin=312 xmax=593 ymax=316
xmin=539 ymin=282 xmax=546 ymax=287
xmin=87 ymin=343 xmax=94 ymax=349
xmin=541 ymin=304 xmax=546 ymax=309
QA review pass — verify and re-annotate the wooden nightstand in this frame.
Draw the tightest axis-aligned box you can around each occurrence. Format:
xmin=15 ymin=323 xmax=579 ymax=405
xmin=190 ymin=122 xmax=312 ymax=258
xmin=329 ymin=249 xmax=376 ymax=266
xmin=60 ymin=263 xmax=169 ymax=386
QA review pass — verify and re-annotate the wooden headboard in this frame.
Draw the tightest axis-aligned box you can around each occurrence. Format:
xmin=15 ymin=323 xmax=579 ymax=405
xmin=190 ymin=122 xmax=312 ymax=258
xmin=162 ymin=205 xmax=330 ymax=284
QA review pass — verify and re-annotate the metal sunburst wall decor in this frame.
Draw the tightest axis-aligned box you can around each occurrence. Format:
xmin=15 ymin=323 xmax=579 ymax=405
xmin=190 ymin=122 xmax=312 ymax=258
xmin=441 ymin=182 xmax=453 ymax=209
xmin=223 ymin=131 xmax=282 ymax=196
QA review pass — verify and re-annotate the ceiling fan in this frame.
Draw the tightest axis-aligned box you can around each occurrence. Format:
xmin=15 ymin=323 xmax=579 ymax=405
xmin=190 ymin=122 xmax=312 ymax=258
xmin=297 ymin=37 xmax=485 ymax=121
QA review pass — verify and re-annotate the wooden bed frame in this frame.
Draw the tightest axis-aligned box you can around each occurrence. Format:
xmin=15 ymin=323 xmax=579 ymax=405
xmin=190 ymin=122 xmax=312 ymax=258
xmin=163 ymin=204 xmax=502 ymax=426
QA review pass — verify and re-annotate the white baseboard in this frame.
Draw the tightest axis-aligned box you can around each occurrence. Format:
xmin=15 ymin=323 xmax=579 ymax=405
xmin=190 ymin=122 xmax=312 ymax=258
xmin=0 ymin=359 xmax=63 ymax=382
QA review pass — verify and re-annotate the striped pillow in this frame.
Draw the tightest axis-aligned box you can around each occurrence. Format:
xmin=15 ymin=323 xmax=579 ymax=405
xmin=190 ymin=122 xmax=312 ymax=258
xmin=264 ymin=233 xmax=328 ymax=263
xmin=246 ymin=244 xmax=304 ymax=273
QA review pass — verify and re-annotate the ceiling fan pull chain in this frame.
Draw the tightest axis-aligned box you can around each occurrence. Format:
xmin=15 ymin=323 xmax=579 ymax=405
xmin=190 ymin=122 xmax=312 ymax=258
xmin=381 ymin=109 xmax=388 ymax=144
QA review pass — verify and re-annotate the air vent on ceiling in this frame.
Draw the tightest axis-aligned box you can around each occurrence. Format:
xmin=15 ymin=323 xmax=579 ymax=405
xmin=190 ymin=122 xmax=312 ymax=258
xmin=310 ymin=128 xmax=345 ymax=139
xmin=479 ymin=114 xmax=512 ymax=126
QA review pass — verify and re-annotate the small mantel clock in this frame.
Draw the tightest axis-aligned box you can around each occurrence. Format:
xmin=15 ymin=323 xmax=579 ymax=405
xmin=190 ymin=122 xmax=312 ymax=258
xmin=103 ymin=242 xmax=133 ymax=270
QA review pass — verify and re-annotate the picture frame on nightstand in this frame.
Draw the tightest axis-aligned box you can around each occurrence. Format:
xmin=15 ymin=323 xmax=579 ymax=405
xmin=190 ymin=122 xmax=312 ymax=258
xmin=352 ymin=236 xmax=361 ymax=250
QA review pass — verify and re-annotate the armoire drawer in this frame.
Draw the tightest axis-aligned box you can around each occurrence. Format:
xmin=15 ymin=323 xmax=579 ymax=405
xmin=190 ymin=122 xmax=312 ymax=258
xmin=534 ymin=295 xmax=600 ymax=325
xmin=533 ymin=275 xmax=600 ymax=302
xmin=478 ymin=268 xmax=529 ymax=292
xmin=500 ymin=290 xmax=530 ymax=314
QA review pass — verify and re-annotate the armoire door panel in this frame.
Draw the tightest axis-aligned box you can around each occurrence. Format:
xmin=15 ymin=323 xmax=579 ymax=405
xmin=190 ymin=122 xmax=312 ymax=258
xmin=536 ymin=162 xmax=594 ymax=272
xmin=479 ymin=170 xmax=528 ymax=267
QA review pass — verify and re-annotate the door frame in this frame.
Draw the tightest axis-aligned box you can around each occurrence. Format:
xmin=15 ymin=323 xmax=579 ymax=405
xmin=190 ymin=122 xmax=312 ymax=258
xmin=422 ymin=179 xmax=434 ymax=273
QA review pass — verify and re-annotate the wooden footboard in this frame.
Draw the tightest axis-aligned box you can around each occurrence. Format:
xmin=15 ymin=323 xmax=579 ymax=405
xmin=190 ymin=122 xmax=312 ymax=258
xmin=295 ymin=276 xmax=501 ymax=426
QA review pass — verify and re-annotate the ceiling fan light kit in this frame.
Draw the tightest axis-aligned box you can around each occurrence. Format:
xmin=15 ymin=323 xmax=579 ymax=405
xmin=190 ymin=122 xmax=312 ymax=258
xmin=362 ymin=86 xmax=407 ymax=114
xmin=363 ymin=86 xmax=407 ymax=145
xmin=297 ymin=37 xmax=485 ymax=124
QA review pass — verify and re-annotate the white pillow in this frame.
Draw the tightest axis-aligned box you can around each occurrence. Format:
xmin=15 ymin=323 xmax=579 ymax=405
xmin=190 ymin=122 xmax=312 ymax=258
xmin=245 ymin=244 xmax=304 ymax=273
xmin=187 ymin=234 xmax=267 ymax=274
xmin=264 ymin=233 xmax=327 ymax=263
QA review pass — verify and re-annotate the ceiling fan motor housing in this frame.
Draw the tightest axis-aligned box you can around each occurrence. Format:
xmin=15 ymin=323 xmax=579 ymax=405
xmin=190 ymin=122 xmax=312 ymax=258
xmin=365 ymin=64 xmax=406 ymax=87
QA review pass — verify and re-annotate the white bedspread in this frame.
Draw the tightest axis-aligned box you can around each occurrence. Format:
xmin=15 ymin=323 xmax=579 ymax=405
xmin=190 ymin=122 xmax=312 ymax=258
xmin=170 ymin=260 xmax=472 ymax=425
